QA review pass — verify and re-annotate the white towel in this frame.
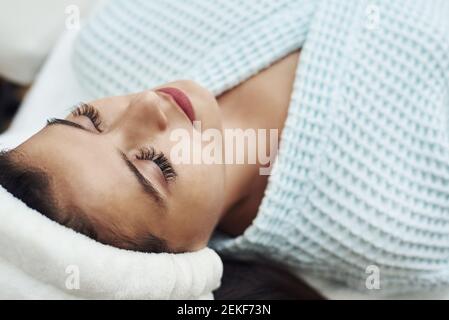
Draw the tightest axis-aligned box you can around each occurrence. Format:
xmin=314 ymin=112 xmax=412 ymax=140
xmin=0 ymin=184 xmax=222 ymax=299
xmin=0 ymin=30 xmax=223 ymax=300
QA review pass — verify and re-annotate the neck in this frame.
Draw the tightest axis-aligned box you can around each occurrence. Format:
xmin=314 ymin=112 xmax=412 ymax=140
xmin=216 ymin=51 xmax=300 ymax=235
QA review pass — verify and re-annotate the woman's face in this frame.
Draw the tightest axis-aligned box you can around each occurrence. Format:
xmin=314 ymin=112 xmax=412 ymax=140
xmin=16 ymin=80 xmax=226 ymax=252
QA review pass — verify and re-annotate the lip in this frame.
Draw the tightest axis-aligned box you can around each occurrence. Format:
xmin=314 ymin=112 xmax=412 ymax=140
xmin=156 ymin=87 xmax=196 ymax=123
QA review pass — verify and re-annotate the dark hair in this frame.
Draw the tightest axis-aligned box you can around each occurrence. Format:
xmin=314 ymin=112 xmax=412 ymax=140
xmin=0 ymin=149 xmax=169 ymax=253
xmin=215 ymin=257 xmax=324 ymax=300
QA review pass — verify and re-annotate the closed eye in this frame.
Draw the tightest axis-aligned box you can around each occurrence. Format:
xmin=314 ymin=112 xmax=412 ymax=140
xmin=135 ymin=147 xmax=177 ymax=183
xmin=71 ymin=102 xmax=103 ymax=132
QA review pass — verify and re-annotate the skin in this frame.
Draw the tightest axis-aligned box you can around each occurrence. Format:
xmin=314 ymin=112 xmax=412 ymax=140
xmin=14 ymin=51 xmax=300 ymax=252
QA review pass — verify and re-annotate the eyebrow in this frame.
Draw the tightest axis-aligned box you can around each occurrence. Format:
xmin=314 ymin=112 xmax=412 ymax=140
xmin=46 ymin=118 xmax=167 ymax=210
xmin=47 ymin=118 xmax=88 ymax=131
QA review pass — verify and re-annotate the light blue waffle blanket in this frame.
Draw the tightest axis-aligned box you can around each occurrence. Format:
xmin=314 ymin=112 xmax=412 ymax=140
xmin=73 ymin=0 xmax=449 ymax=293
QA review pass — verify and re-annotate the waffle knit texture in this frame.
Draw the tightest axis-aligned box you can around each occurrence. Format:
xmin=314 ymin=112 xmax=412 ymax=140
xmin=73 ymin=0 xmax=449 ymax=293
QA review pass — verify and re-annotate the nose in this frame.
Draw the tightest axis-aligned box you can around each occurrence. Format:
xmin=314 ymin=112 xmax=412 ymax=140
xmin=111 ymin=91 xmax=168 ymax=147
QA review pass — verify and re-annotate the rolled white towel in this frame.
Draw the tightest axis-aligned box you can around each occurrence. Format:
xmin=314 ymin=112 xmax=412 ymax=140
xmin=0 ymin=184 xmax=223 ymax=299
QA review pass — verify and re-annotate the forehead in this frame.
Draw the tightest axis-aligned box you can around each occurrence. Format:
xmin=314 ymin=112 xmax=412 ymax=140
xmin=17 ymin=125 xmax=165 ymax=236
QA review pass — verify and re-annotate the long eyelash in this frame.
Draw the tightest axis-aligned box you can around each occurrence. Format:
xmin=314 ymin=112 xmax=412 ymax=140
xmin=71 ymin=103 xmax=103 ymax=132
xmin=136 ymin=147 xmax=177 ymax=182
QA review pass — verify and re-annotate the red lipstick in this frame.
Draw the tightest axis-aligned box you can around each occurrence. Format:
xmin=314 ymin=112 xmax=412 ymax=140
xmin=156 ymin=87 xmax=196 ymax=123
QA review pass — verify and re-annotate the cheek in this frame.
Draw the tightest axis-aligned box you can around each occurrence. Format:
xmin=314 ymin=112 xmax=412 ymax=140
xmin=202 ymin=167 xmax=225 ymax=211
xmin=176 ymin=163 xmax=225 ymax=215
xmin=165 ymin=159 xmax=225 ymax=248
